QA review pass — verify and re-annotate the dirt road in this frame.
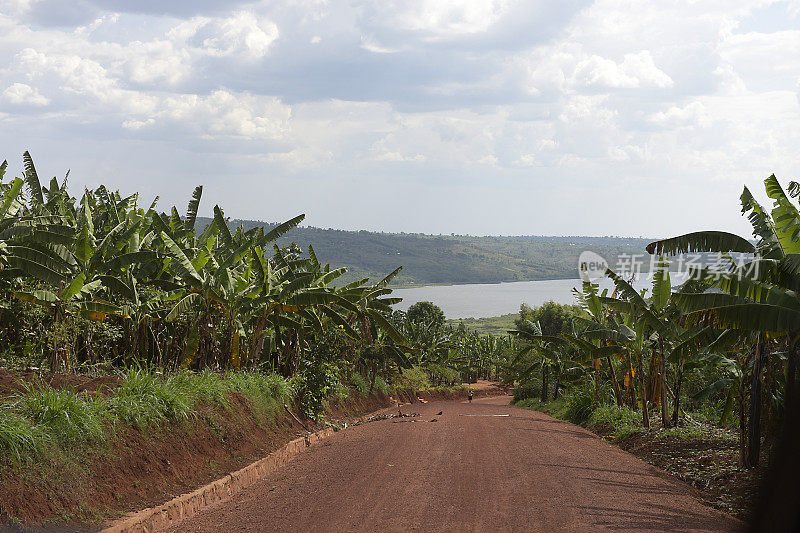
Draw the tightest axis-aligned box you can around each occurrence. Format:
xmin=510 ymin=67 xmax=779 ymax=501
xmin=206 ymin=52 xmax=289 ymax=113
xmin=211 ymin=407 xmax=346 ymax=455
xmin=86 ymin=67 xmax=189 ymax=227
xmin=170 ymin=396 xmax=742 ymax=532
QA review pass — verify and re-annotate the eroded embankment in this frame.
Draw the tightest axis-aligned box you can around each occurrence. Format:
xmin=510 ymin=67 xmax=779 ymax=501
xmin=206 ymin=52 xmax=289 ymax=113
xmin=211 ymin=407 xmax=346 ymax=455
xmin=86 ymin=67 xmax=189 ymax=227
xmin=0 ymin=371 xmax=389 ymax=531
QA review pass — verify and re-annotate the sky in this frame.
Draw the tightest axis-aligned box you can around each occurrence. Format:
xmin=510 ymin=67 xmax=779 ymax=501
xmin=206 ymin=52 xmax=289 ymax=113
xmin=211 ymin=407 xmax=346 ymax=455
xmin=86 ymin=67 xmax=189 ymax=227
xmin=0 ymin=0 xmax=798 ymax=238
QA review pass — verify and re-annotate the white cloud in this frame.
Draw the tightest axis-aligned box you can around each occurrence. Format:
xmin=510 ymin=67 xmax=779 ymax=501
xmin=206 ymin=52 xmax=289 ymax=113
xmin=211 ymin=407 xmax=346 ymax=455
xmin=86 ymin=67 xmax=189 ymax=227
xmin=124 ymin=39 xmax=192 ymax=86
xmin=618 ymin=51 xmax=673 ymax=88
xmin=648 ymin=101 xmax=710 ymax=128
xmin=360 ymin=36 xmax=399 ymax=54
xmin=608 ymin=144 xmax=645 ymax=162
xmin=191 ymin=11 xmax=279 ymax=59
xmin=122 ymin=90 xmax=291 ymax=141
xmin=0 ymin=1 xmax=798 ymax=237
xmin=571 ymin=50 xmax=672 ymax=89
xmin=388 ymin=0 xmax=512 ymax=38
xmin=514 ymin=153 xmax=537 ymax=166
xmin=1 ymin=82 xmax=49 ymax=106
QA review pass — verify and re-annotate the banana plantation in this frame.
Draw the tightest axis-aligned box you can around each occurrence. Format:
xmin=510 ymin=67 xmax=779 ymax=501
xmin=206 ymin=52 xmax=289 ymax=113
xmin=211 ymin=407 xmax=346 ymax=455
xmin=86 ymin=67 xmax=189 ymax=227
xmin=5 ymin=150 xmax=796 ymax=474
xmin=510 ymin=174 xmax=800 ymax=468
xmin=0 ymin=153 xmax=505 ymax=387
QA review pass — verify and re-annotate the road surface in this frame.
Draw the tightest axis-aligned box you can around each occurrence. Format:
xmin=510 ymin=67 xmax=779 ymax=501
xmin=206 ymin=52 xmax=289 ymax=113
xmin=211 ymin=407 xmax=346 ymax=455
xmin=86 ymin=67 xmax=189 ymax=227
xmin=170 ymin=396 xmax=741 ymax=532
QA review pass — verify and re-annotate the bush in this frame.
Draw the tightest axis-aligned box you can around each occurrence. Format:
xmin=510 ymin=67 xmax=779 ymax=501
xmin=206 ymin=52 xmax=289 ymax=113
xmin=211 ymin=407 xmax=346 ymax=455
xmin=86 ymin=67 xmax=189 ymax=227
xmin=589 ymin=404 xmax=641 ymax=439
xmin=513 ymin=381 xmax=541 ymax=403
xmin=16 ymin=384 xmax=105 ymax=444
xmin=514 ymin=397 xmax=544 ymax=409
xmin=350 ymin=373 xmax=369 ymax=396
xmin=426 ymin=363 xmax=460 ymax=386
xmin=373 ymin=375 xmax=390 ymax=394
xmin=292 ymin=360 xmax=345 ymax=420
xmin=393 ymin=366 xmax=431 ymax=392
xmin=561 ymin=384 xmax=596 ymax=425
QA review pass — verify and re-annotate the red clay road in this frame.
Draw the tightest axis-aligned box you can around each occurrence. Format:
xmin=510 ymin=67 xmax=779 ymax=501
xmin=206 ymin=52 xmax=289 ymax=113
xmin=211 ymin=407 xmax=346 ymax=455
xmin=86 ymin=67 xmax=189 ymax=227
xmin=170 ymin=396 xmax=742 ymax=532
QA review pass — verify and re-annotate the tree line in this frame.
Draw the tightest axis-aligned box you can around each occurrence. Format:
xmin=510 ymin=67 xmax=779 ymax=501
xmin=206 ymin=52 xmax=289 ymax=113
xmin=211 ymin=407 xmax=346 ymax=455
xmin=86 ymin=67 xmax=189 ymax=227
xmin=0 ymin=153 xmax=506 ymax=392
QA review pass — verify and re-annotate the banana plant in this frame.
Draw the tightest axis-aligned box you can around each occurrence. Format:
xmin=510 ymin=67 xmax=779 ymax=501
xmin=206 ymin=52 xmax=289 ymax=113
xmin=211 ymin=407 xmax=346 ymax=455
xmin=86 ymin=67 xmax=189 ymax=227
xmin=646 ymin=174 xmax=800 ymax=464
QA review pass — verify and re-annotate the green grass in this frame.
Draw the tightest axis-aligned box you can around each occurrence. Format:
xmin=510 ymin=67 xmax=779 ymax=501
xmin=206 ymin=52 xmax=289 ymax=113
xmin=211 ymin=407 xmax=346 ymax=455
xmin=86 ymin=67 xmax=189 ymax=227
xmin=373 ymin=375 xmax=390 ymax=394
xmin=512 ymin=380 xmax=640 ymax=438
xmin=108 ymin=369 xmax=194 ymax=428
xmin=588 ymin=404 xmax=642 ymax=439
xmin=108 ymin=369 xmax=296 ymax=427
xmin=0 ymin=368 xmax=340 ymax=467
xmin=513 ymin=397 xmax=549 ymax=410
xmin=16 ymin=384 xmax=105 ymax=444
xmin=447 ymin=314 xmax=520 ymax=335
xmin=224 ymin=371 xmax=295 ymax=416
xmin=0 ymin=408 xmax=50 ymax=464
xmin=561 ymin=385 xmax=596 ymax=425
xmin=512 ymin=381 xmax=541 ymax=402
xmin=349 ymin=373 xmax=369 ymax=396
xmin=170 ymin=370 xmax=231 ymax=408
xmin=347 ymin=373 xmax=391 ymax=396
xmin=513 ymin=389 xmax=730 ymax=443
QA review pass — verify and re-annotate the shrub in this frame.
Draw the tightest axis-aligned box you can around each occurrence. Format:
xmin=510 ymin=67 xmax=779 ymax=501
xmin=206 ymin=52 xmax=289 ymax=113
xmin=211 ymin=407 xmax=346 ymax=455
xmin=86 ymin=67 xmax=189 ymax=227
xmin=589 ymin=404 xmax=641 ymax=439
xmin=513 ymin=381 xmax=541 ymax=403
xmin=561 ymin=384 xmax=596 ymax=425
xmin=16 ymin=384 xmax=105 ymax=444
xmin=292 ymin=361 xmax=344 ymax=420
xmin=514 ymin=397 xmax=544 ymax=409
xmin=426 ymin=363 xmax=460 ymax=386
xmin=393 ymin=366 xmax=431 ymax=392
xmin=349 ymin=372 xmax=369 ymax=396
xmin=373 ymin=375 xmax=390 ymax=394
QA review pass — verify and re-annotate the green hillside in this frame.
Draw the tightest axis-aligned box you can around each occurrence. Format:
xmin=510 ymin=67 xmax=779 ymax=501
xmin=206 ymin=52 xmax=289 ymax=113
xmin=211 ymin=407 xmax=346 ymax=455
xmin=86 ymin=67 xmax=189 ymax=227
xmin=200 ymin=217 xmax=652 ymax=287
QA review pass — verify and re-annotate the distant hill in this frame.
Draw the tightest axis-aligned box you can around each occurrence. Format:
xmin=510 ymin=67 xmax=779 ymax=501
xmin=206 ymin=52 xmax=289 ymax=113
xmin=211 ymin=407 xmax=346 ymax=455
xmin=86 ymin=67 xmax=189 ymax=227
xmin=198 ymin=217 xmax=653 ymax=287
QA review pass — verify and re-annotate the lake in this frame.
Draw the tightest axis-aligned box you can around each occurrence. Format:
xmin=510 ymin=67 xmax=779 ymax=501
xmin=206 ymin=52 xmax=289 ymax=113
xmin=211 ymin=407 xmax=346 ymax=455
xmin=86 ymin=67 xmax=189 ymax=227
xmin=392 ymin=276 xmax=684 ymax=319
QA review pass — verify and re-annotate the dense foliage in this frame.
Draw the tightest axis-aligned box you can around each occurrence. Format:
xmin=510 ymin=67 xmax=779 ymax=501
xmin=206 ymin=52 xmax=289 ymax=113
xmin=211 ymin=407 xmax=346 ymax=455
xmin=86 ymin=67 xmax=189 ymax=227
xmin=390 ymin=301 xmax=514 ymax=387
xmin=508 ymin=174 xmax=800 ymax=468
xmin=0 ymin=153 xmax=416 ymax=385
xmin=0 ymin=154 xmax=511 ymax=419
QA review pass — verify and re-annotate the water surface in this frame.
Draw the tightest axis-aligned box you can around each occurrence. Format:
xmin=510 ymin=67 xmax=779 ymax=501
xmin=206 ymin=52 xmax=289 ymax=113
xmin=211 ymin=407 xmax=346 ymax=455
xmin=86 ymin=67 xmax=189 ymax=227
xmin=393 ymin=276 xmax=683 ymax=319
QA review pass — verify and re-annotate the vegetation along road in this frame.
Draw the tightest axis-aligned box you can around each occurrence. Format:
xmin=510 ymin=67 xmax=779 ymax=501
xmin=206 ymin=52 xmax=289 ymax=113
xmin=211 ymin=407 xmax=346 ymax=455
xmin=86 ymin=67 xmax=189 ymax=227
xmin=170 ymin=396 xmax=740 ymax=533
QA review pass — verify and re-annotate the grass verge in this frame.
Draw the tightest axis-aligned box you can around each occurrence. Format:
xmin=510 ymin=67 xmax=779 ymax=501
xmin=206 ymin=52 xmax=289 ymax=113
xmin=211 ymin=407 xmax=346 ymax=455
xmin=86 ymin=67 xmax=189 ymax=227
xmin=0 ymin=369 xmax=297 ymax=467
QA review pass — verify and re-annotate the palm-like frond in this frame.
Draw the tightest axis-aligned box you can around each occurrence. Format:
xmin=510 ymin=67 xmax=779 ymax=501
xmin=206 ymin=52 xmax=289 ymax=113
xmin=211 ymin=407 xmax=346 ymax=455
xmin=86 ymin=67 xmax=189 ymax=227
xmin=22 ymin=151 xmax=44 ymax=206
xmin=646 ymin=231 xmax=754 ymax=255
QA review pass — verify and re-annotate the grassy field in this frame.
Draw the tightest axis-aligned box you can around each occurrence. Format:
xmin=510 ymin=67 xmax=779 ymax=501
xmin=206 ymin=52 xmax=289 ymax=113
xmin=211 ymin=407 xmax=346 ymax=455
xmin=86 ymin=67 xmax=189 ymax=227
xmin=447 ymin=314 xmax=519 ymax=336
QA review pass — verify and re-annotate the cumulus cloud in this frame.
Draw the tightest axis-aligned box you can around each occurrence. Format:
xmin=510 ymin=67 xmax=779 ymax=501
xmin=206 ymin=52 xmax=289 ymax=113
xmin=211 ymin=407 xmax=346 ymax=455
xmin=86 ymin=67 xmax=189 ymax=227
xmin=131 ymin=90 xmax=291 ymax=141
xmin=1 ymin=82 xmax=50 ymax=106
xmin=0 ymin=0 xmax=797 ymax=237
xmin=189 ymin=11 xmax=279 ymax=59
